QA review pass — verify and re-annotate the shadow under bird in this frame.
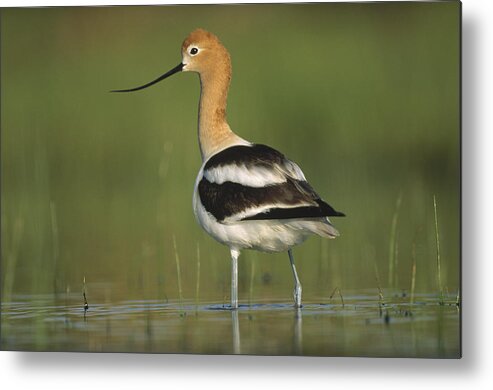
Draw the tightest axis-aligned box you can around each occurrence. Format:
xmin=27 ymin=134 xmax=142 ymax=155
xmin=112 ymin=29 xmax=345 ymax=309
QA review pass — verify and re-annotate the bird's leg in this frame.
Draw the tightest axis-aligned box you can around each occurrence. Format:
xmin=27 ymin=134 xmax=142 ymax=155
xmin=288 ymin=249 xmax=302 ymax=308
xmin=230 ymin=248 xmax=240 ymax=310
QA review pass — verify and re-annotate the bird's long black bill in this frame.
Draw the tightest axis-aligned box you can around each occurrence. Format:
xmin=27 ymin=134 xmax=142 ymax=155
xmin=111 ymin=63 xmax=183 ymax=93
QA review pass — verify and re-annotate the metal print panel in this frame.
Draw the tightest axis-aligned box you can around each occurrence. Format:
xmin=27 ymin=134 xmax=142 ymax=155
xmin=0 ymin=1 xmax=461 ymax=357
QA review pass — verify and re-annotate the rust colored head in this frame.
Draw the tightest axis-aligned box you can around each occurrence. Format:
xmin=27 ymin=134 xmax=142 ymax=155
xmin=181 ymin=29 xmax=232 ymax=79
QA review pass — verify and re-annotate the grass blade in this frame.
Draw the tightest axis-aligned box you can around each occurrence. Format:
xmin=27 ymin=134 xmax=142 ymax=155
xmin=433 ymin=195 xmax=444 ymax=305
xmin=410 ymin=242 xmax=417 ymax=307
xmin=172 ymin=235 xmax=184 ymax=312
xmin=195 ymin=242 xmax=201 ymax=311
xmin=388 ymin=193 xmax=402 ymax=289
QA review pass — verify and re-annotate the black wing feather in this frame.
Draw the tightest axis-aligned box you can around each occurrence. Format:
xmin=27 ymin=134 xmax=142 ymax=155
xmin=199 ymin=144 xmax=345 ymax=222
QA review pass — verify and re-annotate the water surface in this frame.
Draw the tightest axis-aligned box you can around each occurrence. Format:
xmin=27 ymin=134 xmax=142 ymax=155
xmin=1 ymin=291 xmax=460 ymax=357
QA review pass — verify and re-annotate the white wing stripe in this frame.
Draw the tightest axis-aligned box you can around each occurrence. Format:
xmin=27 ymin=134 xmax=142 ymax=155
xmin=204 ymin=164 xmax=287 ymax=187
xmin=221 ymin=202 xmax=314 ymax=224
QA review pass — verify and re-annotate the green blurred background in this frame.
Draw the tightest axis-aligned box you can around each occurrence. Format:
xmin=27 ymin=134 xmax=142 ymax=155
xmin=1 ymin=2 xmax=460 ymax=305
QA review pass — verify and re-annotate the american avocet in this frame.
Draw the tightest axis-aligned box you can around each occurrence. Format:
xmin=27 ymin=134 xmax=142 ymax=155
xmin=113 ymin=29 xmax=345 ymax=309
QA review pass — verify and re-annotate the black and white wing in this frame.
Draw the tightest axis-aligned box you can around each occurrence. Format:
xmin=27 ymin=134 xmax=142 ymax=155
xmin=197 ymin=144 xmax=345 ymax=224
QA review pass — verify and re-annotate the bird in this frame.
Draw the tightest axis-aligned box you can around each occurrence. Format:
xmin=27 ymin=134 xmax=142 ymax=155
xmin=112 ymin=29 xmax=345 ymax=309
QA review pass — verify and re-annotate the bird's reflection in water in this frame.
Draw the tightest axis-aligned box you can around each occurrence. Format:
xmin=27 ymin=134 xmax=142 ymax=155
xmin=294 ymin=308 xmax=303 ymax=355
xmin=230 ymin=306 xmax=303 ymax=355
xmin=232 ymin=309 xmax=240 ymax=354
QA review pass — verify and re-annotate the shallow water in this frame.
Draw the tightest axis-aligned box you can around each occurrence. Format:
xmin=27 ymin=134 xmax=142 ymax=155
xmin=1 ymin=291 xmax=460 ymax=357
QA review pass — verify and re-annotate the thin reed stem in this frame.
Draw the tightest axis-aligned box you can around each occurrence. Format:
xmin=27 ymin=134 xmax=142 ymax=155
xmin=374 ymin=261 xmax=385 ymax=304
xmin=195 ymin=243 xmax=201 ymax=310
xmin=172 ymin=235 xmax=184 ymax=310
xmin=410 ymin=242 xmax=417 ymax=307
xmin=329 ymin=286 xmax=345 ymax=307
xmin=83 ymin=276 xmax=89 ymax=313
xmin=388 ymin=193 xmax=402 ymax=289
xmin=249 ymin=255 xmax=256 ymax=306
xmin=50 ymin=201 xmax=59 ymax=294
xmin=2 ymin=217 xmax=24 ymax=302
xmin=433 ymin=195 xmax=444 ymax=304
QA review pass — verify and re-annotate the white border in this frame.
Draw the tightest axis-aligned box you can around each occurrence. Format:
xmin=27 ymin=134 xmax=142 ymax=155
xmin=2 ymin=0 xmax=492 ymax=389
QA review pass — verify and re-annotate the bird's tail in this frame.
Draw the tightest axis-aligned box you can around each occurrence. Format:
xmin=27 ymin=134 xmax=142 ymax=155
xmin=313 ymin=218 xmax=340 ymax=239
xmin=288 ymin=217 xmax=340 ymax=239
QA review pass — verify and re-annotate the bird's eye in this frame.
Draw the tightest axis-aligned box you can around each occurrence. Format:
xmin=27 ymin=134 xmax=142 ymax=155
xmin=190 ymin=47 xmax=199 ymax=55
